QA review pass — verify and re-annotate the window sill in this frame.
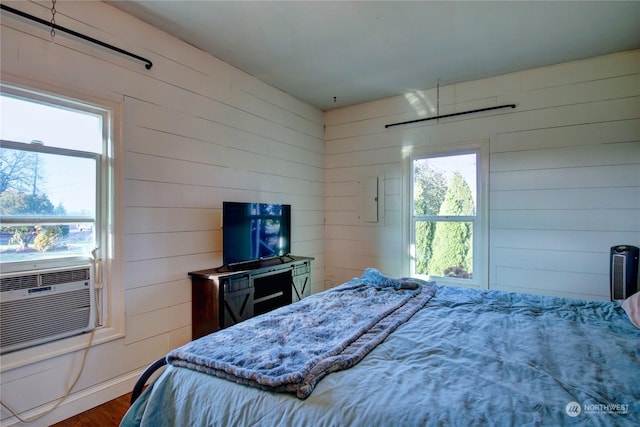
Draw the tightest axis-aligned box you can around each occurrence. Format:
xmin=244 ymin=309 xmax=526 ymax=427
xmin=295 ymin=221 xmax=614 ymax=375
xmin=414 ymin=273 xmax=487 ymax=290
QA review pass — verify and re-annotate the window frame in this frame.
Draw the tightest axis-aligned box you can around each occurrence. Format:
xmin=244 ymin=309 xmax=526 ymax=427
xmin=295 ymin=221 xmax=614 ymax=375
xmin=0 ymin=79 xmax=124 ymax=369
xmin=0 ymin=84 xmax=108 ymax=271
xmin=405 ymin=140 xmax=489 ymax=289
xmin=0 ymin=140 xmax=100 ymax=263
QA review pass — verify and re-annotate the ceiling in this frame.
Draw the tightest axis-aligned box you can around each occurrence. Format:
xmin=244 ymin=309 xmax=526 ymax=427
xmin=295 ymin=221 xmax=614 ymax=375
xmin=109 ymin=1 xmax=640 ymax=111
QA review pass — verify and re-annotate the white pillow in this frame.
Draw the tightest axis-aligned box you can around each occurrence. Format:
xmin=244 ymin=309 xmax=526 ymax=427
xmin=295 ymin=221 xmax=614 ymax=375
xmin=621 ymin=291 xmax=640 ymax=329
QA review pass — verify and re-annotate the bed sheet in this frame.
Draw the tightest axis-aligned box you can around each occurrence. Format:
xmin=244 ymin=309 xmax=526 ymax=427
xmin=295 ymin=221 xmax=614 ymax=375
xmin=121 ymin=285 xmax=640 ymax=427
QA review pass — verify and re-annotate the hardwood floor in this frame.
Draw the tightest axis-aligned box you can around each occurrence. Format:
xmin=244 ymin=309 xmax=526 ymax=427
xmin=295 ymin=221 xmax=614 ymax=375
xmin=51 ymin=393 xmax=131 ymax=426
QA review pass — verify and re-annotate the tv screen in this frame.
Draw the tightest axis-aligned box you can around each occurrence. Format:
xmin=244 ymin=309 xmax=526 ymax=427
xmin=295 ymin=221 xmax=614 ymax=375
xmin=222 ymin=202 xmax=291 ymax=265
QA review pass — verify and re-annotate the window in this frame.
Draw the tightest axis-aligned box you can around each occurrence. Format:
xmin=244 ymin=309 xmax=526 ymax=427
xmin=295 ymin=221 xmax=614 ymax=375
xmin=0 ymin=82 xmax=120 ymax=342
xmin=408 ymin=142 xmax=488 ymax=288
xmin=0 ymin=84 xmax=110 ymax=269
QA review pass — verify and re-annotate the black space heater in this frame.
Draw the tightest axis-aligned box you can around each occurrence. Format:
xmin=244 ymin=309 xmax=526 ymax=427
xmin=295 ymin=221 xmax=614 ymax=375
xmin=610 ymin=245 xmax=639 ymax=301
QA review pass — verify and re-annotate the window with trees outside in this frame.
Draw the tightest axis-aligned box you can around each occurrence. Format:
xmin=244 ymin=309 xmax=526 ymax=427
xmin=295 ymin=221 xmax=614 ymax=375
xmin=0 ymin=83 xmax=112 ymax=279
xmin=409 ymin=144 xmax=487 ymax=287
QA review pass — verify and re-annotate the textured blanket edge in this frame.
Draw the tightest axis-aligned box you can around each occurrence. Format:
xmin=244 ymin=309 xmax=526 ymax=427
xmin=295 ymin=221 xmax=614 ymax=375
xmin=295 ymin=284 xmax=435 ymax=397
xmin=168 ymin=270 xmax=435 ymax=399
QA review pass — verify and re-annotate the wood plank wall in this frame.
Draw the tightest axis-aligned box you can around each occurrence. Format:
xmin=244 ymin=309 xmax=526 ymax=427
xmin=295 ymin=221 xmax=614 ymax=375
xmin=0 ymin=1 xmax=323 ymax=425
xmin=324 ymin=50 xmax=640 ymax=299
xmin=0 ymin=0 xmax=638 ymax=425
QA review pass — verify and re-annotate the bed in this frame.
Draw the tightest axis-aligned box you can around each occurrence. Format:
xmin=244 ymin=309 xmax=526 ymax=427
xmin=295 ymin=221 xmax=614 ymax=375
xmin=121 ymin=269 xmax=640 ymax=426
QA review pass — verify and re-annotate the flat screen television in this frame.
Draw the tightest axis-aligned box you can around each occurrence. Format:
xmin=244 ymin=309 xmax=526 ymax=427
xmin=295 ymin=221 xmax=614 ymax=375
xmin=222 ymin=202 xmax=291 ymax=266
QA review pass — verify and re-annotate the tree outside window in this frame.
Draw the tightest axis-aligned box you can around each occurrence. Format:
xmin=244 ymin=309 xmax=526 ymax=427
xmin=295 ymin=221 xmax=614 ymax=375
xmin=412 ymin=152 xmax=478 ymax=280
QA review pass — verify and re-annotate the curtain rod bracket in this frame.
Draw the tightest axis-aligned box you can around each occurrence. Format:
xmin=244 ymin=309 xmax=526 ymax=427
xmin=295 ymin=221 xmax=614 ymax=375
xmin=385 ymin=104 xmax=516 ymax=129
xmin=0 ymin=4 xmax=153 ymax=70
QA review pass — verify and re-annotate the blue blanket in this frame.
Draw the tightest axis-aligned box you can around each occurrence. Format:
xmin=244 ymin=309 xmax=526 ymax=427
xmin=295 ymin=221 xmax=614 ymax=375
xmin=124 ymin=282 xmax=640 ymax=427
xmin=167 ymin=268 xmax=435 ymax=398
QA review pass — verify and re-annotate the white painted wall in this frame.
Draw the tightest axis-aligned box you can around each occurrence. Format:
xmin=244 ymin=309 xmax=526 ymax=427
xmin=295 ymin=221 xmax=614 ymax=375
xmin=324 ymin=50 xmax=640 ymax=300
xmin=1 ymin=0 xmax=638 ymax=424
xmin=0 ymin=1 xmax=323 ymax=425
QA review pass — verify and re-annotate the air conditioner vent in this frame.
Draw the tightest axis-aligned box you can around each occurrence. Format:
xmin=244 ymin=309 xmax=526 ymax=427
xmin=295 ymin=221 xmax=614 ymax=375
xmin=41 ymin=267 xmax=91 ymax=287
xmin=1 ymin=290 xmax=91 ymax=349
xmin=0 ymin=265 xmax=95 ymax=354
xmin=0 ymin=274 xmax=39 ymax=293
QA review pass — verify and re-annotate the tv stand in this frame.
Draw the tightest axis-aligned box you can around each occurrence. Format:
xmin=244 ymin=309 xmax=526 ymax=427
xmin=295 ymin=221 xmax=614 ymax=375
xmin=216 ymin=255 xmax=295 ymax=273
xmin=188 ymin=256 xmax=313 ymax=339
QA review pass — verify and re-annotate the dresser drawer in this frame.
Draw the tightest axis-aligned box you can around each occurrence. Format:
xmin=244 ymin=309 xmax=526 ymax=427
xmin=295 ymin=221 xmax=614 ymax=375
xmin=293 ymin=262 xmax=310 ymax=276
xmin=224 ymin=275 xmax=250 ymax=293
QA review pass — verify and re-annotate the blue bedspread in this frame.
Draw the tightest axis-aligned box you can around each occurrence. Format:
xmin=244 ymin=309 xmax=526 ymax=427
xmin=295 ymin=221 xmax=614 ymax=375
xmin=122 ymin=282 xmax=640 ymax=427
xmin=167 ymin=268 xmax=434 ymax=398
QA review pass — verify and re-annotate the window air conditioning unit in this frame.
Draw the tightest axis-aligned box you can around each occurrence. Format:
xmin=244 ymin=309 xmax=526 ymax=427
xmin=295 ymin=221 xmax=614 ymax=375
xmin=0 ymin=265 xmax=96 ymax=354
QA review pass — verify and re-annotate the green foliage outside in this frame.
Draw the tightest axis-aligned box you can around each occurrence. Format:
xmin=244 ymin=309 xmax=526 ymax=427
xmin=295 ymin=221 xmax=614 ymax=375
xmin=428 ymin=172 xmax=474 ymax=277
xmin=0 ymin=191 xmax=67 ymax=253
xmin=414 ymin=166 xmax=475 ymax=278
xmin=0 ymin=190 xmax=64 ymax=215
xmin=33 ymin=225 xmax=63 ymax=254
xmin=413 ymin=162 xmax=446 ymax=274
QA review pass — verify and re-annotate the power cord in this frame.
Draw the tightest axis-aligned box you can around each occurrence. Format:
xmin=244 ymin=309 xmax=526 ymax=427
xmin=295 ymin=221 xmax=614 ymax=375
xmin=0 ymin=327 xmax=95 ymax=424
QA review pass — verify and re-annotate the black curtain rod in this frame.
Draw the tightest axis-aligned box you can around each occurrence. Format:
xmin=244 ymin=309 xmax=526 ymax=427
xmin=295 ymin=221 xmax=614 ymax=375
xmin=385 ymin=104 xmax=516 ymax=129
xmin=0 ymin=4 xmax=153 ymax=70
